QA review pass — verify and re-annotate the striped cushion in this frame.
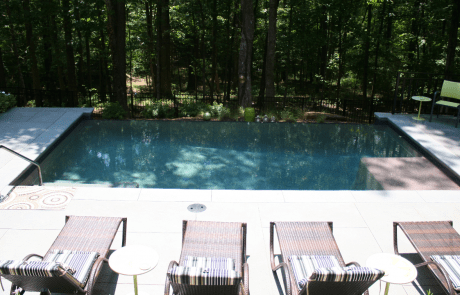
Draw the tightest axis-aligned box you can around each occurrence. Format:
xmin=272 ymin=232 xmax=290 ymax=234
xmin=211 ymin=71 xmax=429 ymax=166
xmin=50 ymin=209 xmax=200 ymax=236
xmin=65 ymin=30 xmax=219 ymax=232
xmin=43 ymin=250 xmax=99 ymax=287
xmin=289 ymin=255 xmax=384 ymax=289
xmin=431 ymin=255 xmax=460 ymax=291
xmin=183 ymin=256 xmax=235 ymax=270
xmin=0 ymin=260 xmax=73 ymax=277
xmin=168 ymin=266 xmax=241 ymax=285
xmin=168 ymin=256 xmax=240 ymax=285
xmin=312 ymin=266 xmax=385 ymax=282
xmin=289 ymin=255 xmax=341 ymax=289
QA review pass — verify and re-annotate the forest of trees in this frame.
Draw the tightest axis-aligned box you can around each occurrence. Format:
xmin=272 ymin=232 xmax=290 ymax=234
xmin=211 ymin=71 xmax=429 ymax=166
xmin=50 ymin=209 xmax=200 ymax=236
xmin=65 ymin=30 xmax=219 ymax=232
xmin=0 ymin=0 xmax=459 ymax=110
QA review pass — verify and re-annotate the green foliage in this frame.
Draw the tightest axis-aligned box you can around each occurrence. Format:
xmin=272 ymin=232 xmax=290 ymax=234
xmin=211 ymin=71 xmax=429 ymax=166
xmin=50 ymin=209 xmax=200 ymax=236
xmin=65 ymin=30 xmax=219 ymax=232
xmin=316 ymin=114 xmax=327 ymax=123
xmin=426 ymin=290 xmax=433 ymax=295
xmin=142 ymin=101 xmax=176 ymax=119
xmin=280 ymin=109 xmax=297 ymax=123
xmin=178 ymin=99 xmax=208 ymax=117
xmin=208 ymin=102 xmax=231 ymax=120
xmin=0 ymin=92 xmax=17 ymax=113
xmin=244 ymin=108 xmax=256 ymax=122
xmin=102 ymin=102 xmax=127 ymax=120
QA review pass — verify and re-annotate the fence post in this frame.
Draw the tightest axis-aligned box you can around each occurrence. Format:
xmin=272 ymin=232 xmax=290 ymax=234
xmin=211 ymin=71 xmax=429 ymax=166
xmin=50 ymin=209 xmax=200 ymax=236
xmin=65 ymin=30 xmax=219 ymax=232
xmin=131 ymin=90 xmax=134 ymax=117
xmin=342 ymin=99 xmax=347 ymax=117
xmin=369 ymin=98 xmax=374 ymax=124
xmin=392 ymin=71 xmax=401 ymax=114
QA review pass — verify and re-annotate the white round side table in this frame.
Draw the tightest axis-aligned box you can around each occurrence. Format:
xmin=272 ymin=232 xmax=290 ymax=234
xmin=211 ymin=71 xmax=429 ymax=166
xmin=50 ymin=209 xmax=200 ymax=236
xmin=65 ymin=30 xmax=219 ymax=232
xmin=411 ymin=96 xmax=432 ymax=121
xmin=109 ymin=245 xmax=159 ymax=295
xmin=366 ymin=253 xmax=417 ymax=295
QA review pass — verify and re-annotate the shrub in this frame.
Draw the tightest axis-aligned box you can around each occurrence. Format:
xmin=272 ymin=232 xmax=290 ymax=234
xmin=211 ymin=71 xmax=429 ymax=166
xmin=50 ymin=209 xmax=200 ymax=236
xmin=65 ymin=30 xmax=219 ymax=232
xmin=179 ymin=100 xmax=207 ymax=117
xmin=280 ymin=109 xmax=297 ymax=122
xmin=244 ymin=107 xmax=256 ymax=122
xmin=316 ymin=113 xmax=327 ymax=123
xmin=102 ymin=102 xmax=127 ymax=119
xmin=142 ymin=101 xmax=176 ymax=119
xmin=208 ymin=102 xmax=231 ymax=120
xmin=0 ymin=92 xmax=17 ymax=113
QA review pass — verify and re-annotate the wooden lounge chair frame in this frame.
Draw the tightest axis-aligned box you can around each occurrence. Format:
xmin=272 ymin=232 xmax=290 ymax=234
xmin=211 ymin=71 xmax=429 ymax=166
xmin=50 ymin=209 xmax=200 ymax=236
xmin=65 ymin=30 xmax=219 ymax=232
xmin=270 ymin=221 xmax=382 ymax=295
xmin=429 ymin=80 xmax=460 ymax=128
xmin=165 ymin=220 xmax=249 ymax=295
xmin=1 ymin=215 xmax=127 ymax=295
xmin=394 ymin=221 xmax=460 ymax=295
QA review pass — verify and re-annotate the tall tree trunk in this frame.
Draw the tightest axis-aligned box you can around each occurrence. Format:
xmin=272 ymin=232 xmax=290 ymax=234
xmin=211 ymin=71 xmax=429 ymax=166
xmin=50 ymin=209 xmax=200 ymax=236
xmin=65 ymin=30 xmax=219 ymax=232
xmin=408 ymin=0 xmax=420 ymax=70
xmin=50 ymin=0 xmax=66 ymax=91
xmin=85 ymin=32 xmax=92 ymax=90
xmin=258 ymin=32 xmax=268 ymax=100
xmin=264 ymin=0 xmax=280 ymax=98
xmin=336 ymin=15 xmax=343 ymax=103
xmin=41 ymin=0 xmax=54 ymax=90
xmin=238 ymin=0 xmax=255 ymax=108
xmin=24 ymin=0 xmax=42 ymax=106
xmin=75 ymin=3 xmax=84 ymax=91
xmin=225 ymin=0 xmax=238 ymax=100
xmin=198 ymin=1 xmax=206 ymax=100
xmin=156 ymin=0 xmax=161 ymax=100
xmin=211 ymin=0 xmax=218 ymax=101
xmin=62 ymin=0 xmax=78 ymax=106
xmin=283 ymin=0 xmax=293 ymax=99
xmin=371 ymin=1 xmax=386 ymax=100
xmin=157 ymin=0 xmax=172 ymax=97
xmin=0 ymin=48 xmax=6 ymax=88
xmin=97 ymin=4 xmax=108 ymax=98
xmin=445 ymin=0 xmax=460 ymax=80
xmin=319 ymin=4 xmax=328 ymax=80
xmin=105 ymin=0 xmax=128 ymax=111
xmin=146 ymin=1 xmax=156 ymax=92
xmin=5 ymin=0 xmax=26 ymax=105
xmin=362 ymin=4 xmax=372 ymax=101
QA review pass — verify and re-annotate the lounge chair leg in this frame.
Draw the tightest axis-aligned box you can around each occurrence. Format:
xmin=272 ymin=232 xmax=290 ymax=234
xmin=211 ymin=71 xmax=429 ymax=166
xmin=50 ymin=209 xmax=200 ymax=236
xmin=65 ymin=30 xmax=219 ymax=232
xmin=10 ymin=285 xmax=24 ymax=295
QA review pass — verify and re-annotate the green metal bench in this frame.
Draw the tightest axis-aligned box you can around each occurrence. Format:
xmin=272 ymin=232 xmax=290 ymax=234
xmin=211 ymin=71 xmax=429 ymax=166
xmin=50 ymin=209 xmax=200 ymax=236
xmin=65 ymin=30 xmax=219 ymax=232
xmin=430 ymin=80 xmax=460 ymax=127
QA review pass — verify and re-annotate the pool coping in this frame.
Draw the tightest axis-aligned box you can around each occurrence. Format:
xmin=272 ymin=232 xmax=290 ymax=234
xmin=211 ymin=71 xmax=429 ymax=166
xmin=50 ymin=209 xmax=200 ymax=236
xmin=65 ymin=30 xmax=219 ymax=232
xmin=0 ymin=107 xmax=93 ymax=197
xmin=375 ymin=112 xmax=460 ymax=180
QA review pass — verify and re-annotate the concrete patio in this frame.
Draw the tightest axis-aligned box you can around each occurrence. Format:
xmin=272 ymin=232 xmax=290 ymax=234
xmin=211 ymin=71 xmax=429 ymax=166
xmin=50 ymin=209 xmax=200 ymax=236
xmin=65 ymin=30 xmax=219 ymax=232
xmin=0 ymin=108 xmax=459 ymax=295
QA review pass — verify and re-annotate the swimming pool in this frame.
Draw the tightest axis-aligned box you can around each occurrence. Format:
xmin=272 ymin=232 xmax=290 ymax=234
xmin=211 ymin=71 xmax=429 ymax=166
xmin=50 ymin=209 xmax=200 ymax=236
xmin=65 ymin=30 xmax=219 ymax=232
xmin=25 ymin=120 xmax=421 ymax=190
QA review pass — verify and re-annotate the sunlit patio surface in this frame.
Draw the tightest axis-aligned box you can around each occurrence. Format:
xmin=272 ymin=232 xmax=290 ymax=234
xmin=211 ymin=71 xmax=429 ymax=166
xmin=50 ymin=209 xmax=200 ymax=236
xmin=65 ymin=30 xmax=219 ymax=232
xmin=0 ymin=108 xmax=459 ymax=295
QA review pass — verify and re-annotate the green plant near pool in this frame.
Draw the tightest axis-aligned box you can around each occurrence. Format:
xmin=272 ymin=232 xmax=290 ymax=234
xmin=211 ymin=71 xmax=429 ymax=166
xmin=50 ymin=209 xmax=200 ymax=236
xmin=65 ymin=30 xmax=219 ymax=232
xmin=244 ymin=107 xmax=256 ymax=122
xmin=102 ymin=102 xmax=127 ymax=119
xmin=142 ymin=101 xmax=176 ymax=119
xmin=0 ymin=92 xmax=16 ymax=113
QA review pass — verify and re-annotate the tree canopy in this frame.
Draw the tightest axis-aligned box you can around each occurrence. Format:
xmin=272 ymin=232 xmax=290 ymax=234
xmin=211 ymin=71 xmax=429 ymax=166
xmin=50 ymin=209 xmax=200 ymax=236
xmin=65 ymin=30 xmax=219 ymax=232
xmin=0 ymin=0 xmax=459 ymax=109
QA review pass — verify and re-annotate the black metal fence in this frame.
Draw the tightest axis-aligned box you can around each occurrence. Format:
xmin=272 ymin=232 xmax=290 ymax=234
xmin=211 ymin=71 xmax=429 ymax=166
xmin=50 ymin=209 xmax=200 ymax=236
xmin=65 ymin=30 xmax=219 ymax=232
xmin=1 ymin=86 xmax=378 ymax=123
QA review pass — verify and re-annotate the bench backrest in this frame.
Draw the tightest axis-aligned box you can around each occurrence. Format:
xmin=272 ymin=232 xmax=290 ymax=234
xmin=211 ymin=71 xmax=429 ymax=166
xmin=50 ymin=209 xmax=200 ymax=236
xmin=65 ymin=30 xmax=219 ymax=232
xmin=441 ymin=80 xmax=460 ymax=100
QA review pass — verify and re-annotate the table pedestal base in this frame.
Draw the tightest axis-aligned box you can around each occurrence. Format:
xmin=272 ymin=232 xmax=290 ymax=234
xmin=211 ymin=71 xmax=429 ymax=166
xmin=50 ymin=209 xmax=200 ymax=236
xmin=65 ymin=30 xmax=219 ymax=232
xmin=384 ymin=282 xmax=390 ymax=295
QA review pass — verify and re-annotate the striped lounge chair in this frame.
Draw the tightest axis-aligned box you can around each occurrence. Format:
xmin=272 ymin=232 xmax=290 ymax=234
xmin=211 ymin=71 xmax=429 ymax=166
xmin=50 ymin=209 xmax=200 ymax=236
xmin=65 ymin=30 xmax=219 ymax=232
xmin=394 ymin=221 xmax=460 ymax=295
xmin=165 ymin=220 xmax=249 ymax=295
xmin=270 ymin=221 xmax=384 ymax=295
xmin=0 ymin=215 xmax=127 ymax=295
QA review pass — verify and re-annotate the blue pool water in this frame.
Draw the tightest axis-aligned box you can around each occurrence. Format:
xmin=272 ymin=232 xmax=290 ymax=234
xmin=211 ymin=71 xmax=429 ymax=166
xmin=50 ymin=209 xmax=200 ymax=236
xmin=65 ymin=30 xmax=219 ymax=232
xmin=31 ymin=120 xmax=420 ymax=190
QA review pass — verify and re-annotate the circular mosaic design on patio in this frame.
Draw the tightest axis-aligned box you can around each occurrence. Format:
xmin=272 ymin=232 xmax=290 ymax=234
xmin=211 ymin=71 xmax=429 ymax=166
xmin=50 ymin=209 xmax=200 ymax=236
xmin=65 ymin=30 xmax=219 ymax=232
xmin=0 ymin=186 xmax=75 ymax=210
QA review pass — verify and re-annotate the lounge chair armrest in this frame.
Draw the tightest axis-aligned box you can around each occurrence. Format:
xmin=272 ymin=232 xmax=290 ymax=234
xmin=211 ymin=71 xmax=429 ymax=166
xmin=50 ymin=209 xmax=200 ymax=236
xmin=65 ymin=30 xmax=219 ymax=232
xmin=345 ymin=261 xmax=361 ymax=268
xmin=86 ymin=256 xmax=107 ymax=295
xmin=240 ymin=262 xmax=249 ymax=295
xmin=22 ymin=254 xmax=44 ymax=261
xmin=164 ymin=260 xmax=179 ymax=295
xmin=415 ymin=261 xmax=456 ymax=295
xmin=273 ymin=261 xmax=292 ymax=295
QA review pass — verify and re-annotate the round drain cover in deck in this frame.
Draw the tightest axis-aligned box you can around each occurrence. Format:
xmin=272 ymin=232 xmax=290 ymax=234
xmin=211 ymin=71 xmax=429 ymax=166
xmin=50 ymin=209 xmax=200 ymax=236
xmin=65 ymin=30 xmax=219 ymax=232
xmin=187 ymin=203 xmax=206 ymax=213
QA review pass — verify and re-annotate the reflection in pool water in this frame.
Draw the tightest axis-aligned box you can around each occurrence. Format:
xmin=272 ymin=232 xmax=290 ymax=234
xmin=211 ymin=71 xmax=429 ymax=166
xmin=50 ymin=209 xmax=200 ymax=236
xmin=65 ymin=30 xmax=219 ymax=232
xmin=31 ymin=120 xmax=420 ymax=190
